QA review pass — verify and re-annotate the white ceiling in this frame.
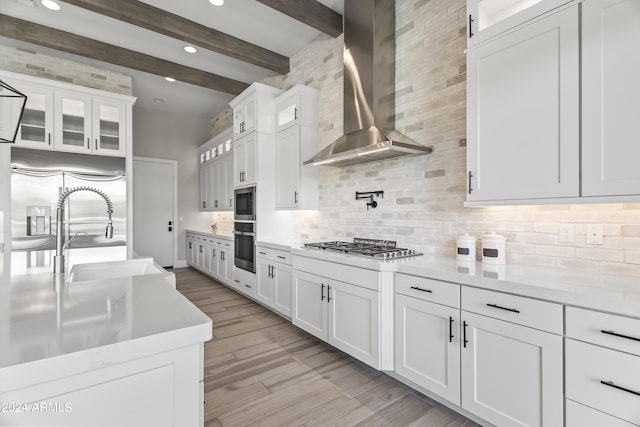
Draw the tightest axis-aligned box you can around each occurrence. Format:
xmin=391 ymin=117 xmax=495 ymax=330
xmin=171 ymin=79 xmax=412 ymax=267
xmin=0 ymin=0 xmax=344 ymax=119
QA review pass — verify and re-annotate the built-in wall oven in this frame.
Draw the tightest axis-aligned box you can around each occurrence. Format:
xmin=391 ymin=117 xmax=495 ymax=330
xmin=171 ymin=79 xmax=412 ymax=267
xmin=234 ymin=221 xmax=255 ymax=273
xmin=234 ymin=186 xmax=256 ymax=221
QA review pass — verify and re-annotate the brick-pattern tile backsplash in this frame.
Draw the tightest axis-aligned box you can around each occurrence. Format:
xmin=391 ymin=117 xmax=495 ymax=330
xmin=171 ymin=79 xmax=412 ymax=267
xmin=209 ymin=0 xmax=640 ymax=280
xmin=0 ymin=45 xmax=132 ymax=95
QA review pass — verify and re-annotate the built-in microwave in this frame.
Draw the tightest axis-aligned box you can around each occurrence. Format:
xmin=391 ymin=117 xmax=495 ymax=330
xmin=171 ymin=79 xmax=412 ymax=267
xmin=234 ymin=186 xmax=256 ymax=221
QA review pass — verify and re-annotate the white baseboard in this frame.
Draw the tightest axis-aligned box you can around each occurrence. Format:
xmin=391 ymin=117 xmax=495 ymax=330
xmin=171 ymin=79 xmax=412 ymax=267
xmin=173 ymin=260 xmax=188 ymax=268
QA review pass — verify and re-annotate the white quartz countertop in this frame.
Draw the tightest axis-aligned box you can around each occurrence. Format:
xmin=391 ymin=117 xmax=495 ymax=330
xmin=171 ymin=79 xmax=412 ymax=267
xmin=187 ymin=229 xmax=233 ymax=241
xmin=291 ymin=247 xmax=640 ymax=319
xmin=256 ymin=240 xmax=291 ymax=252
xmin=0 ymin=248 xmax=212 ymax=371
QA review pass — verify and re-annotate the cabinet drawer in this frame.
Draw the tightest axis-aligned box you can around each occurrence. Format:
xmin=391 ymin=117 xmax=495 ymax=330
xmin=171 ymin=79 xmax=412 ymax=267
xmin=461 ymin=287 xmax=562 ymax=334
xmin=217 ymin=239 xmax=233 ymax=250
xmin=566 ymin=339 xmax=640 ymax=425
xmin=566 ymin=399 xmax=637 ymax=427
xmin=256 ymin=246 xmax=291 ymax=265
xmin=395 ymin=274 xmax=459 ymax=308
xmin=566 ymin=306 xmax=640 ymax=356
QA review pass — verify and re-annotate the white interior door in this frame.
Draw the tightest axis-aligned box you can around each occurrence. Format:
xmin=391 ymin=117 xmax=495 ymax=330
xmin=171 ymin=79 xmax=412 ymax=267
xmin=133 ymin=158 xmax=175 ymax=267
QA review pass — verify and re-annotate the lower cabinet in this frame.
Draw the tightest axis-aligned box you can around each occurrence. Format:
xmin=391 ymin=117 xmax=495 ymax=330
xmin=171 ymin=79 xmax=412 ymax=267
xmin=460 ymin=311 xmax=563 ymax=427
xmin=292 ymin=269 xmax=380 ymax=369
xmin=186 ymin=232 xmax=234 ymax=287
xmin=233 ymin=266 xmax=256 ymax=298
xmin=256 ymin=244 xmax=292 ymax=318
xmin=395 ymin=294 xmax=460 ymax=405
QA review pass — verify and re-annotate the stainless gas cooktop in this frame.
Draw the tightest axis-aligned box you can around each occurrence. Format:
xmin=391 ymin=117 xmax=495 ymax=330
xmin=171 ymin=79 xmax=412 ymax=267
xmin=303 ymin=238 xmax=422 ymax=260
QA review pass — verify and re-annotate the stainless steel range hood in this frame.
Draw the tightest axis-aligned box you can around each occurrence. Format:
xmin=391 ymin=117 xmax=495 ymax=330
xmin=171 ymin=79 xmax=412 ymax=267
xmin=304 ymin=0 xmax=432 ymax=167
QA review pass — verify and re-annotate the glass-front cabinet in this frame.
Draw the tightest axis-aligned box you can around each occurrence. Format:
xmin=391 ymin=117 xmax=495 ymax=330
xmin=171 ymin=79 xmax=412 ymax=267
xmin=0 ymin=71 xmax=133 ymax=158
xmin=13 ymin=82 xmax=54 ymax=148
xmin=93 ymin=97 xmax=126 ymax=157
xmin=54 ymin=89 xmax=92 ymax=154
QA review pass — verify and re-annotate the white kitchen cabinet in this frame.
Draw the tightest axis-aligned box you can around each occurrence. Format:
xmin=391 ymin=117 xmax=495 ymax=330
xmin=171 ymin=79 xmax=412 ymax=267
xmin=581 ymin=0 xmax=640 ymax=197
xmin=466 ymin=5 xmax=580 ymax=202
xmin=233 ymin=131 xmax=257 ymax=188
xmin=566 ymin=399 xmax=637 ymax=427
xmin=195 ymin=238 xmax=206 ymax=271
xmin=92 ymin=96 xmax=127 ymax=157
xmin=198 ymin=129 xmax=233 ymax=211
xmin=186 ymin=233 xmax=196 ymax=266
xmin=233 ymin=265 xmax=256 ymax=298
xmin=460 ymin=288 xmax=563 ymax=427
xmin=395 ymin=294 xmax=461 ymax=405
xmin=6 ymin=80 xmax=54 ymax=148
xmin=565 ymin=306 xmax=640 ymax=426
xmin=467 ymin=0 xmax=572 ymax=46
xmin=1 ymin=71 xmax=133 ymax=157
xmin=256 ymin=245 xmax=292 ymax=317
xmin=274 ymin=84 xmax=318 ymax=132
xmin=217 ymin=239 xmax=234 ymax=284
xmin=275 ymin=124 xmax=319 ymax=210
xmin=292 ymin=268 xmax=381 ymax=369
xmin=54 ymin=89 xmax=93 ymax=154
xmin=229 ymin=82 xmax=282 ymax=139
xmin=274 ymin=85 xmax=319 ymax=210
xmin=207 ymin=239 xmax=218 ymax=277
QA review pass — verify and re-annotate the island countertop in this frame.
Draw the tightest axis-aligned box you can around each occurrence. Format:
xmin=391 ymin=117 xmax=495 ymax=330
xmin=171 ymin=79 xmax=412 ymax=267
xmin=0 ymin=248 xmax=212 ymax=376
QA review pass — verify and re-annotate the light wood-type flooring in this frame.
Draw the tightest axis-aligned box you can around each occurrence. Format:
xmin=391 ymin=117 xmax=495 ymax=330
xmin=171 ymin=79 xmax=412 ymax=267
xmin=175 ymin=267 xmax=480 ymax=427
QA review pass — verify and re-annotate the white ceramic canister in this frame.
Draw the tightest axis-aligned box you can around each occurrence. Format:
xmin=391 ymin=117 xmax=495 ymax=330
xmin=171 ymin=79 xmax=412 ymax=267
xmin=482 ymin=232 xmax=506 ymax=265
xmin=456 ymin=233 xmax=476 ymax=262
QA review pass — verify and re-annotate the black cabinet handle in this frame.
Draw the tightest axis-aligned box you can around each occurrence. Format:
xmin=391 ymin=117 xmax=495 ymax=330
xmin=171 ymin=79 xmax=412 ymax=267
xmin=321 ymin=283 xmax=325 ymax=301
xmin=486 ymin=303 xmax=520 ymax=313
xmin=277 ymin=255 xmax=286 ymax=260
xmin=449 ymin=316 xmax=454 ymax=343
xmin=87 ymin=138 xmax=90 ymax=149
xmin=468 ymin=171 xmax=473 ymax=194
xmin=463 ymin=321 xmax=468 ymax=348
xmin=48 ymin=133 xmax=51 ymax=145
xmin=234 ymin=279 xmax=240 ymax=283
xmin=468 ymin=14 xmax=474 ymax=38
xmin=294 ymin=191 xmax=298 ymax=204
xmin=327 ymin=285 xmax=332 ymax=303
xmin=601 ymin=330 xmax=640 ymax=342
xmin=410 ymin=286 xmax=432 ymax=293
xmin=258 ymin=251 xmax=267 ymax=255
xmin=95 ymin=138 xmax=98 ymax=150
xmin=600 ymin=380 xmax=640 ymax=397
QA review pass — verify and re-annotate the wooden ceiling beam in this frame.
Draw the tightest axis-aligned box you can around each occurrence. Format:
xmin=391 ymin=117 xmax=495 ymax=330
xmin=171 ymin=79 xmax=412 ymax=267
xmin=61 ymin=0 xmax=290 ymax=74
xmin=256 ymin=0 xmax=343 ymax=38
xmin=0 ymin=15 xmax=249 ymax=95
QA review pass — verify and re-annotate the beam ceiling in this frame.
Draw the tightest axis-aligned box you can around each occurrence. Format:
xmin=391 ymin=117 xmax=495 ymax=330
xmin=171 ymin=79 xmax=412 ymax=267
xmin=61 ymin=0 xmax=290 ymax=75
xmin=256 ymin=0 xmax=343 ymax=38
xmin=0 ymin=14 xmax=249 ymax=95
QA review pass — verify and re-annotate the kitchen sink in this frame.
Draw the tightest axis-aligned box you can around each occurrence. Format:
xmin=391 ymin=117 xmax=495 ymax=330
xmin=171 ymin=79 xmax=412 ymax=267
xmin=67 ymin=258 xmax=175 ymax=287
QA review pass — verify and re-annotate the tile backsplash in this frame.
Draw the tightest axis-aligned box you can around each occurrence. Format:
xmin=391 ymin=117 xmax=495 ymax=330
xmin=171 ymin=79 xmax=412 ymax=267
xmin=210 ymin=0 xmax=640 ymax=279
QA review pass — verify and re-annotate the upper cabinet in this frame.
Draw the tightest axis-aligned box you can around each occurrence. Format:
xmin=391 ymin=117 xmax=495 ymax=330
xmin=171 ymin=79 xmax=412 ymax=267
xmin=275 ymin=84 xmax=319 ymax=132
xmin=274 ymin=85 xmax=319 ymax=210
xmin=581 ymin=0 xmax=640 ymax=197
xmin=1 ymin=71 xmax=134 ymax=158
xmin=229 ymin=82 xmax=282 ymax=140
xmin=467 ymin=0 xmax=573 ymax=47
xmin=467 ymin=6 xmax=579 ymax=202
xmin=466 ymin=0 xmax=640 ymax=205
xmin=9 ymin=81 xmax=54 ymax=149
xmin=199 ymin=128 xmax=233 ymax=211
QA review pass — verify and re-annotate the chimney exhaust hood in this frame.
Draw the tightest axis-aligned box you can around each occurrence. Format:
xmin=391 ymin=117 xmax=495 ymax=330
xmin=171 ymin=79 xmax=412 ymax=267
xmin=304 ymin=0 xmax=432 ymax=167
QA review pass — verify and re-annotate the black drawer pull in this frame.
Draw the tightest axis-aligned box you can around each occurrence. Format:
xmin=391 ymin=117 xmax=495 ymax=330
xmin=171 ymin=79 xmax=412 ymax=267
xmin=321 ymin=283 xmax=325 ymax=301
xmin=463 ymin=321 xmax=468 ymax=348
xmin=277 ymin=255 xmax=286 ymax=259
xmin=601 ymin=330 xmax=640 ymax=342
xmin=327 ymin=285 xmax=332 ymax=303
xmin=258 ymin=251 xmax=267 ymax=255
xmin=449 ymin=316 xmax=454 ymax=343
xmin=600 ymin=380 xmax=640 ymax=397
xmin=486 ymin=303 xmax=520 ymax=313
xmin=410 ymin=286 xmax=432 ymax=293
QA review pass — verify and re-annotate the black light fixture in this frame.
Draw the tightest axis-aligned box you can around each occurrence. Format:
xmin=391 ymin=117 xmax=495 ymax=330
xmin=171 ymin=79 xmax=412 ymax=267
xmin=0 ymin=78 xmax=27 ymax=144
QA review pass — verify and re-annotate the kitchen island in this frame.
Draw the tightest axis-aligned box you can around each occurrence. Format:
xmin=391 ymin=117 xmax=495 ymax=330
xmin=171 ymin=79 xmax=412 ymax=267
xmin=0 ymin=248 xmax=212 ymax=427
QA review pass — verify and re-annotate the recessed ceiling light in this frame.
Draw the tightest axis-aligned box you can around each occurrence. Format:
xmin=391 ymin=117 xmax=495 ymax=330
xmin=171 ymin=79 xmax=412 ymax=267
xmin=41 ymin=0 xmax=61 ymax=10
xmin=208 ymin=0 xmax=224 ymax=6
xmin=165 ymin=77 xmax=176 ymax=82
xmin=153 ymin=98 xmax=165 ymax=104
xmin=184 ymin=45 xmax=197 ymax=54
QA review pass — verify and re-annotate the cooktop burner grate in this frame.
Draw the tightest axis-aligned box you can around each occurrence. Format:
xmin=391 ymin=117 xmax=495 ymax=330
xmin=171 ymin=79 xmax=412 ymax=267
xmin=303 ymin=238 xmax=422 ymax=260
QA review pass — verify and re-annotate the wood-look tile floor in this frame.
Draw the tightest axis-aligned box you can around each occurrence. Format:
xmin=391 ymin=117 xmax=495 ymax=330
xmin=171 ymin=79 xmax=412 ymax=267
xmin=175 ymin=267 xmax=480 ymax=427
